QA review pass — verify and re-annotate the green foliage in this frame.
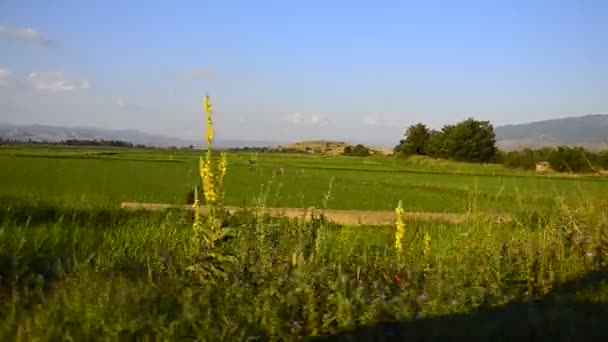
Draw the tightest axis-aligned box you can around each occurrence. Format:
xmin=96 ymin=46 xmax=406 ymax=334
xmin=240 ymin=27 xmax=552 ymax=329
xmin=436 ymin=118 xmax=497 ymax=163
xmin=343 ymin=144 xmax=370 ymax=156
xmin=590 ymin=151 xmax=608 ymax=169
xmin=547 ymin=146 xmax=592 ymax=173
xmin=502 ymin=146 xmax=608 ymax=174
xmin=502 ymin=148 xmax=541 ymax=170
xmin=1 ymin=201 xmax=608 ymax=339
xmin=398 ymin=118 xmax=497 ymax=163
xmin=394 ymin=123 xmax=431 ymax=156
xmin=410 ymin=120 xmax=604 ymax=173
xmin=425 ymin=129 xmax=448 ymax=159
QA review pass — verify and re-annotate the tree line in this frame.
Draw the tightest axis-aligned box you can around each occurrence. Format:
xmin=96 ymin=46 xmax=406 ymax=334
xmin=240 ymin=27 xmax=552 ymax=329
xmin=500 ymin=147 xmax=608 ymax=173
xmin=0 ymin=138 xmax=146 ymax=148
xmin=394 ymin=118 xmax=608 ymax=173
xmin=394 ymin=118 xmax=498 ymax=163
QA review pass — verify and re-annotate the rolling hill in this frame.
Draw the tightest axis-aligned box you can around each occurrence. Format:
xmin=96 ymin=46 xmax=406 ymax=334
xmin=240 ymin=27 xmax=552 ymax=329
xmin=2 ymin=114 xmax=607 ymax=151
xmin=0 ymin=124 xmax=277 ymax=149
xmin=495 ymin=115 xmax=608 ymax=150
xmin=283 ymin=140 xmax=392 ymax=155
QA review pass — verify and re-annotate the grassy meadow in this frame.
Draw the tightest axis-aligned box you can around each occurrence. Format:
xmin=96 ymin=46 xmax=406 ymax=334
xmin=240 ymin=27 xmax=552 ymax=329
xmin=1 ymin=144 xmax=608 ymax=340
xmin=1 ymin=145 xmax=607 ymax=214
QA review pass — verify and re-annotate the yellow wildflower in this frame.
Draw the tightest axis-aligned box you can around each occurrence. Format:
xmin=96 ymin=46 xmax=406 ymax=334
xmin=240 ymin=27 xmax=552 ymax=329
xmin=204 ymin=94 xmax=213 ymax=115
xmin=219 ymin=152 xmax=227 ymax=181
xmin=192 ymin=195 xmax=200 ymax=230
xmin=394 ymin=200 xmax=405 ymax=252
xmin=422 ymin=231 xmax=431 ymax=270
xmin=193 ymin=93 xmax=228 ymax=233
xmin=206 ymin=115 xmax=214 ymax=144
xmin=204 ymin=94 xmax=215 ymax=145
xmin=200 ymin=156 xmax=216 ymax=204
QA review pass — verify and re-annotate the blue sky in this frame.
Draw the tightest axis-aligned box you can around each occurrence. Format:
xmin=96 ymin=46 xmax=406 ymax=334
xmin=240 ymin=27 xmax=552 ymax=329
xmin=0 ymin=0 xmax=606 ymax=145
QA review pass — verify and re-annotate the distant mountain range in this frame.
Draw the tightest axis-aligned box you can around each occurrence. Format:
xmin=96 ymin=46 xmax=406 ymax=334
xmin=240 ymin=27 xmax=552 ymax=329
xmin=495 ymin=115 xmax=608 ymax=150
xmin=2 ymin=115 xmax=607 ymax=150
xmin=0 ymin=124 xmax=277 ymax=149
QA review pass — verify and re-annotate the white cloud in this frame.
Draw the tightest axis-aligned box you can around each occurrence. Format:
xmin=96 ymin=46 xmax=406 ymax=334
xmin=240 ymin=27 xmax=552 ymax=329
xmin=363 ymin=116 xmax=379 ymax=126
xmin=114 ymin=97 xmax=144 ymax=110
xmin=27 ymin=71 xmax=90 ymax=91
xmin=0 ymin=26 xmax=54 ymax=46
xmin=363 ymin=115 xmax=398 ymax=128
xmin=0 ymin=68 xmax=11 ymax=88
xmin=116 ymin=97 xmax=127 ymax=108
xmin=289 ymin=113 xmax=328 ymax=127
xmin=291 ymin=112 xmax=303 ymax=125
xmin=178 ymin=68 xmax=213 ymax=79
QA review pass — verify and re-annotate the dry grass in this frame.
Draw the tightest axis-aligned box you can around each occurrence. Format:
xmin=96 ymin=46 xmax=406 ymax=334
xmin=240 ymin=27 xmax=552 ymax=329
xmin=120 ymin=202 xmax=511 ymax=225
xmin=284 ymin=140 xmax=393 ymax=156
xmin=285 ymin=140 xmax=349 ymax=155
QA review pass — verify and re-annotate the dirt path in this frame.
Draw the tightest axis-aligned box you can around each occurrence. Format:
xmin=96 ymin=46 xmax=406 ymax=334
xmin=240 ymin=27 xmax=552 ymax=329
xmin=120 ymin=202 xmax=511 ymax=225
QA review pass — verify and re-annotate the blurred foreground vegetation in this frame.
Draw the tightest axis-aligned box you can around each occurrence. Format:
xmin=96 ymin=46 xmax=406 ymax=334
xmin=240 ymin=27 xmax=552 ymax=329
xmin=1 ymin=198 xmax=608 ymax=340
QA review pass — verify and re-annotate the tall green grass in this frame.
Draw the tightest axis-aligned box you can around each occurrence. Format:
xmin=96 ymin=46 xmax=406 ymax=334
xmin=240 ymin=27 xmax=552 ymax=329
xmin=1 ymin=199 xmax=607 ymax=340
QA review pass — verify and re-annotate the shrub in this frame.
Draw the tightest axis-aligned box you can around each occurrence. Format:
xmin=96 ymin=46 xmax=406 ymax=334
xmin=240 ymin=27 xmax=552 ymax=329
xmin=343 ymin=144 xmax=370 ymax=156
xmin=397 ymin=118 xmax=497 ymax=163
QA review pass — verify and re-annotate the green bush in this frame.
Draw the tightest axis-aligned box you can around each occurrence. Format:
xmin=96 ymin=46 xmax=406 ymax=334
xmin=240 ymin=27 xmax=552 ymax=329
xmin=394 ymin=123 xmax=431 ymax=156
xmin=343 ymin=144 xmax=370 ymax=156
xmin=547 ymin=146 xmax=592 ymax=173
xmin=397 ymin=118 xmax=497 ymax=163
xmin=502 ymin=149 xmax=537 ymax=170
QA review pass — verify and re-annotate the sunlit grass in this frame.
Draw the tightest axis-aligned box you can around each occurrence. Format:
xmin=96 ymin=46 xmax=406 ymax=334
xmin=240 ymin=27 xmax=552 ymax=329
xmin=0 ymin=200 xmax=607 ymax=340
xmin=1 ymin=148 xmax=608 ymax=214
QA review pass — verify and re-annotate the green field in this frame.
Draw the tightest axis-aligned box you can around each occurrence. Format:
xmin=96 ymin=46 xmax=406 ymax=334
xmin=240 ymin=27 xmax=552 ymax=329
xmin=1 ymin=145 xmax=607 ymax=214
xmin=1 ymin=145 xmax=608 ymax=340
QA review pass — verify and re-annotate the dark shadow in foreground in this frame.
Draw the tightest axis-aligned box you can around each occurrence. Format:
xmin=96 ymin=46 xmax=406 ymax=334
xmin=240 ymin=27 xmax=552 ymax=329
xmin=310 ymin=269 xmax=608 ymax=342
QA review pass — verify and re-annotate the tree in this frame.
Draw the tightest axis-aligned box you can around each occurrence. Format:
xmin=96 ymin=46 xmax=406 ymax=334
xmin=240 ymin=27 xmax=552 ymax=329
xmin=395 ymin=118 xmax=497 ymax=163
xmin=596 ymin=151 xmax=608 ymax=169
xmin=441 ymin=118 xmax=497 ymax=163
xmin=394 ymin=123 xmax=431 ymax=156
xmin=547 ymin=146 xmax=592 ymax=173
xmin=352 ymin=144 xmax=371 ymax=156
xmin=426 ymin=128 xmax=450 ymax=159
xmin=343 ymin=144 xmax=370 ymax=156
xmin=502 ymin=148 xmax=537 ymax=170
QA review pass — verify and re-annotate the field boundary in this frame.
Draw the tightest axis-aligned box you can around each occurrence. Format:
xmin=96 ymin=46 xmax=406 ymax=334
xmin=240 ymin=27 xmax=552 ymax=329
xmin=120 ymin=202 xmax=512 ymax=225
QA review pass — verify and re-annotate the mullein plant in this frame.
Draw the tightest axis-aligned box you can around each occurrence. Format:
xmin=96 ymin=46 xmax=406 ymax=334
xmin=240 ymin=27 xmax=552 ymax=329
xmin=395 ymin=200 xmax=405 ymax=253
xmin=422 ymin=231 xmax=432 ymax=271
xmin=188 ymin=94 xmax=234 ymax=281
xmin=193 ymin=94 xmax=228 ymax=236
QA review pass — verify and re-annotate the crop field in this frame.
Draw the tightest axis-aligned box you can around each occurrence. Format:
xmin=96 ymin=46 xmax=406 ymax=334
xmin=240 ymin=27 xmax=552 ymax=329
xmin=1 ymin=145 xmax=608 ymax=340
xmin=1 ymin=145 xmax=607 ymax=214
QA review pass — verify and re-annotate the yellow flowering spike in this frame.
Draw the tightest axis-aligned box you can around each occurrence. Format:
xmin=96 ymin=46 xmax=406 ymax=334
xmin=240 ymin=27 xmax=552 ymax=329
xmin=206 ymin=117 xmax=214 ymax=144
xmin=394 ymin=200 xmax=405 ymax=252
xmin=199 ymin=155 xmax=205 ymax=180
xmin=422 ymin=231 xmax=432 ymax=270
xmin=219 ymin=152 xmax=227 ymax=181
xmin=200 ymin=157 xmax=216 ymax=205
xmin=193 ymin=93 xmax=229 ymax=235
xmin=204 ymin=94 xmax=215 ymax=145
xmin=423 ymin=232 xmax=431 ymax=259
xmin=204 ymin=94 xmax=213 ymax=115
xmin=192 ymin=196 xmax=200 ymax=230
